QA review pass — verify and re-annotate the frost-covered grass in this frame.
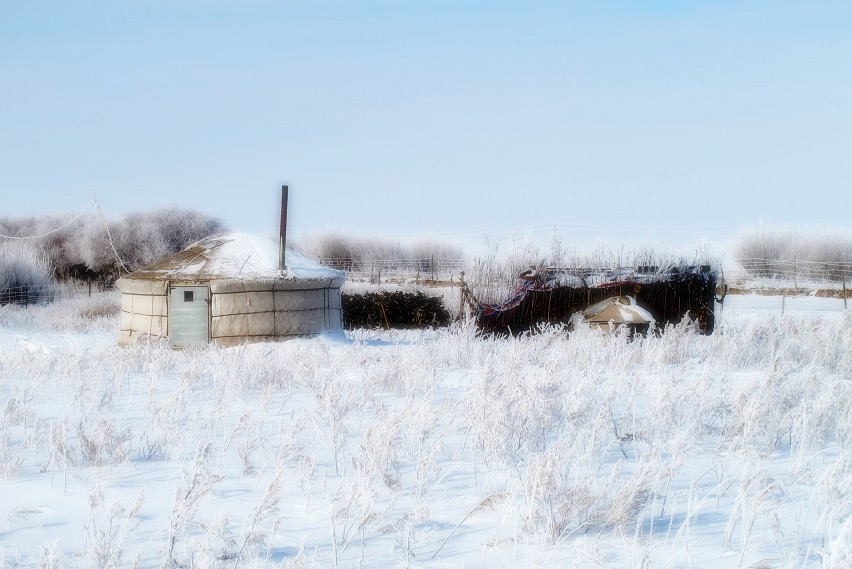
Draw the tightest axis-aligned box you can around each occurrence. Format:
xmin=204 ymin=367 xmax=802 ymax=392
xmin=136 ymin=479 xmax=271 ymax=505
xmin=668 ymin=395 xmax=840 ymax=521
xmin=0 ymin=296 xmax=850 ymax=568
xmin=0 ymin=289 xmax=119 ymax=335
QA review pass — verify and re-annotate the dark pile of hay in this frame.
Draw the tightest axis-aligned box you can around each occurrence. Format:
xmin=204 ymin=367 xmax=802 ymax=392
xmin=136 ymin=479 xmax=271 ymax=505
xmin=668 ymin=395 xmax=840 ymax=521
xmin=342 ymin=291 xmax=451 ymax=330
xmin=477 ymin=267 xmax=718 ymax=335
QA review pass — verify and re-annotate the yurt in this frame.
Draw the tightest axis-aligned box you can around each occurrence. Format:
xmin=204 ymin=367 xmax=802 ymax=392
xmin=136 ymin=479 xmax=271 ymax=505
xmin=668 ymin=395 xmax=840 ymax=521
xmin=116 ymin=233 xmax=345 ymax=347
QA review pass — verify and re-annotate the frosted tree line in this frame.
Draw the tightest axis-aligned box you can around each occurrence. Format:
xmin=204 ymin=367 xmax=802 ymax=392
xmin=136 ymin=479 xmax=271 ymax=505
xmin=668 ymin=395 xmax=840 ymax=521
xmin=0 ymin=207 xmax=225 ymax=303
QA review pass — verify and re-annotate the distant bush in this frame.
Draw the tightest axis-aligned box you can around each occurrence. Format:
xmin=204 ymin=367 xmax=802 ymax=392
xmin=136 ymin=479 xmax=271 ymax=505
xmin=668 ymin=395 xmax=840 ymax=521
xmin=296 ymin=232 xmax=465 ymax=277
xmin=0 ymin=242 xmax=55 ymax=305
xmin=1 ymin=207 xmax=226 ymax=285
xmin=124 ymin=207 xmax=226 ymax=258
xmin=0 ymin=214 xmax=84 ymax=281
xmin=735 ymin=224 xmax=852 ymax=280
xmin=301 ymin=232 xmax=361 ymax=271
xmin=734 ymin=225 xmax=794 ymax=277
xmin=342 ymin=290 xmax=451 ymax=329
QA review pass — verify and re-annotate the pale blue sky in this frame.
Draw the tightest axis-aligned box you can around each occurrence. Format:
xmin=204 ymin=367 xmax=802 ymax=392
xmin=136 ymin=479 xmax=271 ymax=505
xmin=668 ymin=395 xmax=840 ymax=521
xmin=2 ymin=1 xmax=851 ymax=252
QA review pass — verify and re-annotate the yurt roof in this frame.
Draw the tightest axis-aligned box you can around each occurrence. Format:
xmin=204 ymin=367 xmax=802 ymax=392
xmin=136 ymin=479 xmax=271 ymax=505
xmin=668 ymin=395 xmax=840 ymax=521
xmin=124 ymin=233 xmax=344 ymax=282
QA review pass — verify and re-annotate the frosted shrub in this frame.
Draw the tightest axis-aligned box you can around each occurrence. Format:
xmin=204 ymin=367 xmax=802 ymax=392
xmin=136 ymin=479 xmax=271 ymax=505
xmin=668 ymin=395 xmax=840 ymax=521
xmin=1 ymin=214 xmax=86 ymax=281
xmin=43 ymin=419 xmax=75 ymax=474
xmin=523 ymin=438 xmax=593 ymax=543
xmin=0 ymin=241 xmax=54 ymax=305
xmin=89 ymin=207 xmax=225 ymax=278
xmin=604 ymin=450 xmax=667 ymax=527
xmin=37 ymin=540 xmax=64 ymax=569
xmin=75 ymin=220 xmax=120 ymax=278
xmin=312 ymin=377 xmax=359 ymax=476
xmin=163 ymin=443 xmax=223 ymax=568
xmin=521 ymin=414 xmax=676 ymax=544
xmin=464 ymin=239 xmax=544 ymax=304
xmin=77 ymin=419 xmax=133 ymax=467
xmin=819 ymin=455 xmax=852 ymax=568
xmin=411 ymin=239 xmax=465 ymax=268
xmin=797 ymin=228 xmax=852 ymax=280
xmin=328 ymin=475 xmax=383 ymax=565
xmin=352 ymin=410 xmax=404 ymax=491
xmin=85 ymin=486 xmax=145 ymax=568
xmin=2 ymin=207 xmax=225 ymax=283
xmin=464 ymin=357 xmax=566 ymax=469
xmin=232 ymin=468 xmax=285 ymax=564
xmin=735 ymin=224 xmax=794 ymax=277
xmin=735 ymin=224 xmax=852 ymax=280
xmin=0 ymin=430 xmax=23 ymax=480
xmin=138 ymin=206 xmax=226 ymax=254
xmin=301 ymin=232 xmax=361 ymax=270
xmin=296 ymin=231 xmax=465 ymax=276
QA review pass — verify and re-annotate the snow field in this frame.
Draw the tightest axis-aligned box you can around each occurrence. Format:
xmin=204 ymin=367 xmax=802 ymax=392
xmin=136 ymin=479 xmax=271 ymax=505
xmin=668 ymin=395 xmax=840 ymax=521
xmin=0 ymin=295 xmax=850 ymax=568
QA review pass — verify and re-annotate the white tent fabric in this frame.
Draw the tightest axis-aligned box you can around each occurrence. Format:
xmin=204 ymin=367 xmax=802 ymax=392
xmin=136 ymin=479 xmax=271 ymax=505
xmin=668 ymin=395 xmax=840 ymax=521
xmin=569 ymin=295 xmax=655 ymax=333
xmin=117 ymin=233 xmax=345 ymax=347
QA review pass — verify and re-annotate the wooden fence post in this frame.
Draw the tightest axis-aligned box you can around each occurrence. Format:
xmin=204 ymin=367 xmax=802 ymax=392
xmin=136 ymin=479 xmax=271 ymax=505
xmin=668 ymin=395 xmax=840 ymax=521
xmin=458 ymin=272 xmax=466 ymax=319
xmin=843 ymin=273 xmax=848 ymax=310
xmin=793 ymin=256 xmax=798 ymax=292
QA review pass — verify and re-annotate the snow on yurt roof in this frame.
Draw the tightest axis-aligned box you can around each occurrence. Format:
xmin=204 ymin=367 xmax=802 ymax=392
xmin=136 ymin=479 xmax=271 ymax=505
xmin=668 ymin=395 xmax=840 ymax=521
xmin=125 ymin=233 xmax=344 ymax=282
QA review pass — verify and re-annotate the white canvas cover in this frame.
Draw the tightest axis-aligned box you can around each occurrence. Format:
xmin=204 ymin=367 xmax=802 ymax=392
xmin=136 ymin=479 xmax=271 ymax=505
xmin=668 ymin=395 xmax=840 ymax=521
xmin=117 ymin=278 xmax=168 ymax=345
xmin=117 ymin=233 xmax=344 ymax=346
xmin=569 ymin=295 xmax=655 ymax=333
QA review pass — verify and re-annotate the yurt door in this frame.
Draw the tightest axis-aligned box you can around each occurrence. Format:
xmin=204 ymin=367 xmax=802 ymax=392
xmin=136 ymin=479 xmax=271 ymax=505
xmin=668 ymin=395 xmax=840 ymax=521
xmin=169 ymin=286 xmax=210 ymax=347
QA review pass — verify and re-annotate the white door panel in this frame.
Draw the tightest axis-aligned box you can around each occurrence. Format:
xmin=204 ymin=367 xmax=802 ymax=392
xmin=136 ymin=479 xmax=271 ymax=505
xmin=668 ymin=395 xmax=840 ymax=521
xmin=169 ymin=286 xmax=209 ymax=347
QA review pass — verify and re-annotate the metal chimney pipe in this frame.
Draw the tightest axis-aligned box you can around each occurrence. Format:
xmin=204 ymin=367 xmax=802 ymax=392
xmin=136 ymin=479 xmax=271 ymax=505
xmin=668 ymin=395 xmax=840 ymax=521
xmin=279 ymin=185 xmax=289 ymax=271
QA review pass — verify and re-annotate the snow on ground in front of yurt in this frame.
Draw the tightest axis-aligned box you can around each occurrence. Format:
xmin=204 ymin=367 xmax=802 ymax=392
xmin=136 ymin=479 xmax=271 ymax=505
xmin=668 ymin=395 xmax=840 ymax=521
xmin=0 ymin=293 xmax=850 ymax=568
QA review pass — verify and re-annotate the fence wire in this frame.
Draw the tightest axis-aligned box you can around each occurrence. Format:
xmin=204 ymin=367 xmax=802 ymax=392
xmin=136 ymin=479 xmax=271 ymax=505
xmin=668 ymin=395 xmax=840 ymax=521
xmin=0 ymin=282 xmax=113 ymax=306
xmin=318 ymin=257 xmax=468 ymax=281
xmin=729 ymin=258 xmax=852 ymax=286
xmin=0 ymin=284 xmax=60 ymax=305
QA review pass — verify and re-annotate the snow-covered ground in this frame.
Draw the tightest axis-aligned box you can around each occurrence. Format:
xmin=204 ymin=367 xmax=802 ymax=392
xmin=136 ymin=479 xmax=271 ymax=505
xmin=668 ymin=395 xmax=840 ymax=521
xmin=0 ymin=292 xmax=849 ymax=568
